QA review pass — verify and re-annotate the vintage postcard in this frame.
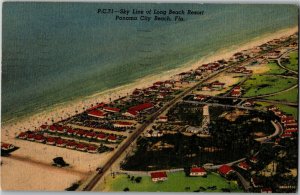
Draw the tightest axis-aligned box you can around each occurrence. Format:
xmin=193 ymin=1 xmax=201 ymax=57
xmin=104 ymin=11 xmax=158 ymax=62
xmin=1 ymin=2 xmax=299 ymax=192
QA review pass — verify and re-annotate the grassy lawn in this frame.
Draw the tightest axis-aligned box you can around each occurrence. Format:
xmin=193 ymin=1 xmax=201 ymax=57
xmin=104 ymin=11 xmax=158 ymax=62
xmin=285 ymin=51 xmax=298 ymax=71
xmin=266 ymin=62 xmax=287 ymax=74
xmin=255 ymin=102 xmax=298 ymax=118
xmin=106 ymin=171 xmax=242 ymax=192
xmin=242 ymin=74 xmax=297 ymax=97
xmin=276 ymin=104 xmax=298 ymax=118
xmin=266 ymin=87 xmax=298 ymax=103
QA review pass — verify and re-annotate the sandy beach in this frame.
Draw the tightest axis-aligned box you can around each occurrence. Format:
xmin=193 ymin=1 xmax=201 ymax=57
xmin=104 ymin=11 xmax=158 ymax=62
xmin=1 ymin=26 xmax=298 ymax=191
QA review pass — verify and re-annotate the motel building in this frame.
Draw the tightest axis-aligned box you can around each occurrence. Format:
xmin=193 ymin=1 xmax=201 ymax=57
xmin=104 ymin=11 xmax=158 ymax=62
xmin=231 ymin=90 xmax=242 ymax=97
xmin=218 ymin=165 xmax=235 ymax=178
xmin=87 ymin=145 xmax=98 ymax=153
xmin=249 ymin=156 xmax=258 ymax=164
xmin=261 ymin=188 xmax=273 ymax=193
xmin=157 ymin=116 xmax=168 ymax=123
xmin=76 ymin=143 xmax=87 ymax=152
xmin=56 ymin=139 xmax=66 ymax=147
xmin=122 ymin=110 xmax=138 ymax=118
xmin=150 ymin=171 xmax=168 ymax=183
xmin=18 ymin=132 xmax=28 ymax=139
xmin=88 ymin=110 xmax=106 ymax=119
xmin=49 ymin=125 xmax=57 ymax=133
xmin=108 ymin=135 xmax=117 ymax=143
xmin=103 ymin=106 xmax=120 ymax=113
xmin=27 ymin=133 xmax=35 ymax=141
xmin=66 ymin=141 xmax=77 ymax=149
xmin=1 ymin=143 xmax=16 ymax=151
xmin=46 ymin=137 xmax=56 ymax=145
xmin=96 ymin=133 xmax=107 ymax=141
xmin=86 ymin=132 xmax=97 ymax=139
xmin=113 ymin=121 xmax=134 ymax=128
xmin=201 ymin=86 xmax=212 ymax=91
xmin=237 ymin=161 xmax=251 ymax=171
xmin=67 ymin=128 xmax=76 ymax=136
xmin=193 ymin=95 xmax=208 ymax=101
xmin=211 ymin=81 xmax=225 ymax=90
xmin=190 ymin=167 xmax=207 ymax=177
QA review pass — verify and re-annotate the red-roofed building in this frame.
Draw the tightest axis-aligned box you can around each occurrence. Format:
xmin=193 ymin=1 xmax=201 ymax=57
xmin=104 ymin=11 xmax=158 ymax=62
xmin=285 ymin=123 xmax=298 ymax=129
xmin=40 ymin=125 xmax=48 ymax=130
xmin=158 ymin=116 xmax=168 ymax=123
xmin=113 ymin=121 xmax=134 ymax=128
xmin=34 ymin=134 xmax=45 ymax=143
xmin=237 ymin=161 xmax=251 ymax=171
xmin=250 ymin=156 xmax=258 ymax=164
xmin=108 ymin=135 xmax=117 ymax=143
xmin=194 ymin=95 xmax=208 ymax=101
xmin=49 ymin=125 xmax=57 ymax=133
xmin=231 ymin=90 xmax=242 ymax=97
xmin=261 ymin=188 xmax=272 ymax=193
xmin=27 ymin=133 xmax=35 ymax=141
xmin=96 ymin=133 xmax=106 ymax=141
xmin=281 ymin=133 xmax=293 ymax=139
xmin=148 ymin=86 xmax=159 ymax=92
xmin=56 ymin=126 xmax=65 ymax=134
xmin=86 ymin=132 xmax=97 ymax=139
xmin=122 ymin=110 xmax=138 ymax=118
xmin=66 ymin=141 xmax=77 ymax=149
xmin=233 ymin=86 xmax=241 ymax=92
xmin=201 ymin=86 xmax=212 ymax=91
xmin=76 ymin=143 xmax=87 ymax=152
xmin=153 ymin=81 xmax=164 ymax=87
xmin=76 ymin=130 xmax=87 ymax=137
xmin=103 ymin=106 xmax=120 ymax=113
xmin=190 ymin=167 xmax=207 ymax=176
xmin=67 ymin=128 xmax=76 ymax=135
xmin=88 ymin=110 xmax=106 ymax=118
xmin=56 ymin=139 xmax=66 ymax=147
xmin=46 ymin=137 xmax=56 ymax=145
xmin=218 ymin=165 xmax=234 ymax=177
xmin=1 ymin=143 xmax=15 ymax=151
xmin=284 ymin=129 xmax=298 ymax=134
xmin=150 ymin=171 xmax=168 ymax=182
xmin=18 ymin=132 xmax=28 ymax=139
xmin=266 ymin=105 xmax=278 ymax=111
xmin=128 ymin=103 xmax=154 ymax=112
xmin=281 ymin=116 xmax=296 ymax=124
xmin=87 ymin=145 xmax=98 ymax=153
xmin=211 ymin=81 xmax=225 ymax=90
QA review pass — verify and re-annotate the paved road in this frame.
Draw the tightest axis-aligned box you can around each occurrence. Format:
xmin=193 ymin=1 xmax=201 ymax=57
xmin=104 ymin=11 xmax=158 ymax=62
xmin=81 ymin=39 xmax=296 ymax=191
xmin=275 ymin=48 xmax=298 ymax=75
xmin=252 ymin=84 xmax=298 ymax=99
xmin=183 ymin=100 xmax=258 ymax=111
xmin=236 ymin=171 xmax=251 ymax=191
xmin=254 ymin=120 xmax=283 ymax=142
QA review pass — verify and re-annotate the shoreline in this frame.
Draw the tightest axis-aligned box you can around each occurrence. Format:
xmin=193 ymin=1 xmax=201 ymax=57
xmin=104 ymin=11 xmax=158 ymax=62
xmin=1 ymin=25 xmax=298 ymax=142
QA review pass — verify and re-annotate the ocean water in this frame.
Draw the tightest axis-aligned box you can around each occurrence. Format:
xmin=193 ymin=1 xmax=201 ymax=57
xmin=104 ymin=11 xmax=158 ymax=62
xmin=2 ymin=3 xmax=298 ymax=123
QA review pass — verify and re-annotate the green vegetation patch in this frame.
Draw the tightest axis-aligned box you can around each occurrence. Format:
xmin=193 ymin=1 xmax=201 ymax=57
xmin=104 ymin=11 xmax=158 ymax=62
xmin=266 ymin=87 xmax=298 ymax=103
xmin=255 ymin=102 xmax=298 ymax=118
xmin=242 ymin=74 xmax=297 ymax=97
xmin=285 ymin=51 xmax=298 ymax=71
xmin=276 ymin=104 xmax=298 ymax=119
xmin=266 ymin=62 xmax=287 ymax=74
xmin=107 ymin=172 xmax=242 ymax=192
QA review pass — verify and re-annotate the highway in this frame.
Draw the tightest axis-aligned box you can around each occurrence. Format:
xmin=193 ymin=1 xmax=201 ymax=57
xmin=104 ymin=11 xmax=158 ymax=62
xmin=81 ymin=40 xmax=295 ymax=191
